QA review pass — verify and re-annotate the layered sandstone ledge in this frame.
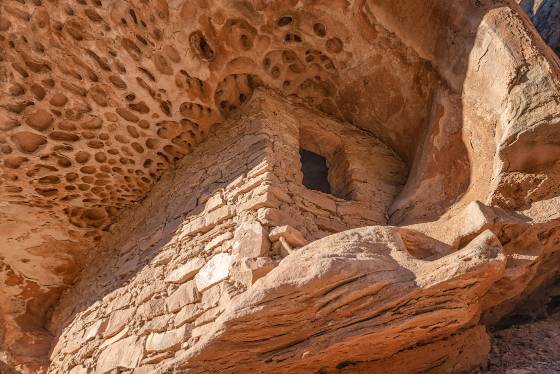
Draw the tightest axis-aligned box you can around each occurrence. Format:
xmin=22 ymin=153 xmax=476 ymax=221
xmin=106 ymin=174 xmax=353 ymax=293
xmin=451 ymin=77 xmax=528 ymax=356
xmin=1 ymin=0 xmax=560 ymax=372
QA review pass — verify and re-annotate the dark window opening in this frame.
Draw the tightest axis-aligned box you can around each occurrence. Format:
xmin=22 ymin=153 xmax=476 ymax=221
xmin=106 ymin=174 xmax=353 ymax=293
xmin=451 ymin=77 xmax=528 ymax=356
xmin=300 ymin=148 xmax=331 ymax=194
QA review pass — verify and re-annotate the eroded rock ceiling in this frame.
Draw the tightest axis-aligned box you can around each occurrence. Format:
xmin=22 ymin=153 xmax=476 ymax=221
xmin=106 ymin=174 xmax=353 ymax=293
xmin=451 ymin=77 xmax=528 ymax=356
xmin=0 ymin=0 xmax=433 ymax=237
xmin=1 ymin=0 xmax=560 ymax=371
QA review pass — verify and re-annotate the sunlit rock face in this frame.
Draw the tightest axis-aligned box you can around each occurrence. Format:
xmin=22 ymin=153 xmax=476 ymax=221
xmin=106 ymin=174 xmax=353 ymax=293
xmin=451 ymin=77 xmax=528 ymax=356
xmin=1 ymin=0 xmax=560 ymax=372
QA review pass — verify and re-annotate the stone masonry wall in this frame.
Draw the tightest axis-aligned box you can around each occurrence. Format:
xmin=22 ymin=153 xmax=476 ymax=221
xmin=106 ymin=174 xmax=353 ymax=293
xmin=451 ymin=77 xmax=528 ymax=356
xmin=259 ymin=92 xmax=407 ymax=243
xmin=47 ymin=90 xmax=406 ymax=373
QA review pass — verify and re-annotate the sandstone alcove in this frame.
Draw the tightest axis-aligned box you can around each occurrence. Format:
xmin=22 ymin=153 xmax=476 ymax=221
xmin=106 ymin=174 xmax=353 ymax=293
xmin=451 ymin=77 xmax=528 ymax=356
xmin=1 ymin=0 xmax=560 ymax=373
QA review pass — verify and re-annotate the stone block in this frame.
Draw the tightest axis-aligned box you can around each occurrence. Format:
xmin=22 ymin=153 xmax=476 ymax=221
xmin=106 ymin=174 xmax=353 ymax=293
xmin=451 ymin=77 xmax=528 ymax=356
xmin=268 ymin=185 xmax=292 ymax=203
xmin=182 ymin=205 xmax=235 ymax=236
xmin=194 ymin=306 xmax=223 ymax=326
xmin=269 ymin=225 xmax=308 ymax=248
xmin=238 ymin=191 xmax=280 ymax=212
xmin=63 ymin=335 xmax=84 ymax=356
xmin=201 ymin=283 xmax=222 ymax=309
xmin=174 ymin=304 xmax=204 ymax=327
xmin=191 ymin=323 xmax=215 ymax=339
xmin=298 ymin=187 xmax=337 ymax=213
xmin=104 ymin=307 xmax=135 ymax=338
xmin=83 ymin=319 xmax=106 ymax=342
xmin=139 ymin=314 xmax=172 ymax=335
xmin=152 ymin=250 xmax=174 ymax=267
xmin=99 ymin=327 xmax=129 ymax=350
xmin=204 ymin=231 xmax=233 ymax=252
xmin=246 ymin=160 xmax=273 ymax=179
xmin=195 ymin=253 xmax=233 ymax=291
xmin=145 ymin=325 xmax=190 ymax=353
xmin=136 ymin=283 xmax=161 ymax=305
xmin=96 ymin=336 xmax=144 ymax=373
xmin=202 ymin=192 xmax=225 ymax=213
xmin=337 ymin=202 xmax=382 ymax=222
xmin=136 ymin=298 xmax=166 ymax=320
xmin=164 ymin=257 xmax=205 ymax=284
xmin=257 ymin=207 xmax=303 ymax=228
xmin=106 ymin=292 xmax=132 ymax=313
xmin=232 ymin=221 xmax=270 ymax=258
xmin=230 ymin=257 xmax=276 ymax=286
xmin=166 ymin=280 xmax=201 ymax=313
xmin=226 ymin=172 xmax=271 ymax=200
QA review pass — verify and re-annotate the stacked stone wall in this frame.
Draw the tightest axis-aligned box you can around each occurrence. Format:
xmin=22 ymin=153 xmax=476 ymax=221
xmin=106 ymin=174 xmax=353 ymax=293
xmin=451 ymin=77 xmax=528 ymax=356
xmin=47 ymin=91 xmax=406 ymax=373
xmin=260 ymin=94 xmax=407 ymax=242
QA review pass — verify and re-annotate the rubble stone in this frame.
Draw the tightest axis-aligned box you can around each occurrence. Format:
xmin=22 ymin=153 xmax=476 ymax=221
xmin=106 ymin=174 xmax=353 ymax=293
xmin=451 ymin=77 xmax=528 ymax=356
xmin=269 ymin=225 xmax=308 ymax=248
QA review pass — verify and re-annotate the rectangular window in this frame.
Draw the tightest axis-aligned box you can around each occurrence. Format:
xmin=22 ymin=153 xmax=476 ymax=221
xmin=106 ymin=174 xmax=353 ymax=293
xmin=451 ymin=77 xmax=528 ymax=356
xmin=300 ymin=149 xmax=332 ymax=194
xmin=299 ymin=125 xmax=353 ymax=200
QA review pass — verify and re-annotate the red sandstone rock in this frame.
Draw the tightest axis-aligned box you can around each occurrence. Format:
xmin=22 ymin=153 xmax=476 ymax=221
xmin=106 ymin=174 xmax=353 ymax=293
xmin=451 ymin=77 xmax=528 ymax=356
xmin=0 ymin=0 xmax=560 ymax=373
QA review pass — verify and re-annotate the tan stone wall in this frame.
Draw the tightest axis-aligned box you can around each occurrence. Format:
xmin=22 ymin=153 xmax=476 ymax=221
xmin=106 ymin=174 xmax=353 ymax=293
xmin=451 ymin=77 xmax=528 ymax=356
xmin=47 ymin=91 xmax=405 ymax=373
xmin=259 ymin=92 xmax=407 ymax=241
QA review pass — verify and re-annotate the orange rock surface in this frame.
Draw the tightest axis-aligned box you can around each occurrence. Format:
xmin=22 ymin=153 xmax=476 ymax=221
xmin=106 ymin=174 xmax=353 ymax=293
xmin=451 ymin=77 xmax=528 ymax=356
xmin=1 ymin=0 xmax=560 ymax=372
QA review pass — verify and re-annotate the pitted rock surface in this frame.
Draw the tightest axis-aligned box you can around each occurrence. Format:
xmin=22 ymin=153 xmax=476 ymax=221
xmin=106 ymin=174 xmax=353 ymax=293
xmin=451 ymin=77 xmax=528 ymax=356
xmin=0 ymin=0 xmax=410 ymax=233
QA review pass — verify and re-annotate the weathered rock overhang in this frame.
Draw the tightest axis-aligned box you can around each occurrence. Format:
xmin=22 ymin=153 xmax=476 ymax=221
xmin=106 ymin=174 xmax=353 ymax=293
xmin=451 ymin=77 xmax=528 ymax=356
xmin=1 ymin=0 xmax=560 ymax=372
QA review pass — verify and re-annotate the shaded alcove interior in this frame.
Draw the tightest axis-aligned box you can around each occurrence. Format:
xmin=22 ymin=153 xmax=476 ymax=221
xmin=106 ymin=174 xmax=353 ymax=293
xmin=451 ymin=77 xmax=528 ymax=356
xmin=300 ymin=148 xmax=332 ymax=195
